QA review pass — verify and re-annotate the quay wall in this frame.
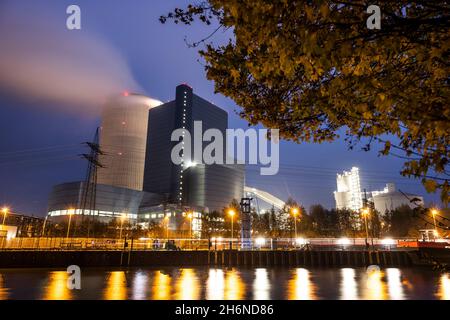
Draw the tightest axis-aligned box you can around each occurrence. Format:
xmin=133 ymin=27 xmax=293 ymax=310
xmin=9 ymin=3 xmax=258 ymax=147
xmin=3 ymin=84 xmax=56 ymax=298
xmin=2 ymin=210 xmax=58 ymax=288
xmin=0 ymin=250 xmax=415 ymax=268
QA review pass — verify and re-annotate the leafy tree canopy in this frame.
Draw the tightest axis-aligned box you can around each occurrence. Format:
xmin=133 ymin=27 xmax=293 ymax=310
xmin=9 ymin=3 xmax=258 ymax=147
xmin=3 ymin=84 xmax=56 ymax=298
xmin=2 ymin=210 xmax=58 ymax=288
xmin=161 ymin=1 xmax=450 ymax=202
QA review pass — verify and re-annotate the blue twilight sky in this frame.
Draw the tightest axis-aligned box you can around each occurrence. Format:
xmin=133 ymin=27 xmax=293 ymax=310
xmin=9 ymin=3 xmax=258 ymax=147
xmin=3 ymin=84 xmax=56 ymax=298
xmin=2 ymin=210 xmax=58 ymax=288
xmin=0 ymin=0 xmax=441 ymax=217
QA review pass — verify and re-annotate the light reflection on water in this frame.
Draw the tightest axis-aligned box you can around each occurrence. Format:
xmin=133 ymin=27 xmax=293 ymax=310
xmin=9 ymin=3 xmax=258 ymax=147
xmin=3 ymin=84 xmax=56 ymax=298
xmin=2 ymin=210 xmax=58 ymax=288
xmin=0 ymin=267 xmax=448 ymax=300
xmin=364 ymin=269 xmax=388 ymax=300
xmin=340 ymin=268 xmax=357 ymax=300
xmin=206 ymin=269 xmax=224 ymax=300
xmin=43 ymin=271 xmax=72 ymax=300
xmin=152 ymin=271 xmax=171 ymax=300
xmin=287 ymin=268 xmax=316 ymax=300
xmin=224 ymin=269 xmax=245 ymax=300
xmin=0 ymin=275 xmax=8 ymax=300
xmin=175 ymin=269 xmax=200 ymax=300
xmin=386 ymin=268 xmax=405 ymax=300
xmin=132 ymin=271 xmax=148 ymax=300
xmin=253 ymin=268 xmax=270 ymax=300
xmin=437 ymin=273 xmax=450 ymax=300
xmin=104 ymin=271 xmax=127 ymax=300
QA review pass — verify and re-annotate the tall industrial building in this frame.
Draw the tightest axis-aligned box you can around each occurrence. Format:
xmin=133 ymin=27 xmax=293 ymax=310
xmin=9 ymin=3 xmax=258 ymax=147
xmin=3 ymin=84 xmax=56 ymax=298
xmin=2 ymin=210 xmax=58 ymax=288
xmin=97 ymin=93 xmax=161 ymax=191
xmin=334 ymin=167 xmax=363 ymax=211
xmin=143 ymin=84 xmax=244 ymax=213
xmin=370 ymin=183 xmax=424 ymax=214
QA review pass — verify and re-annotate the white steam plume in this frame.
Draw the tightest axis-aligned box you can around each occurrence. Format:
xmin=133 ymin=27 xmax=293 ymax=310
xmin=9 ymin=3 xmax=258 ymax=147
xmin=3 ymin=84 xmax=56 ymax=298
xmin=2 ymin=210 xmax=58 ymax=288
xmin=0 ymin=3 xmax=144 ymax=115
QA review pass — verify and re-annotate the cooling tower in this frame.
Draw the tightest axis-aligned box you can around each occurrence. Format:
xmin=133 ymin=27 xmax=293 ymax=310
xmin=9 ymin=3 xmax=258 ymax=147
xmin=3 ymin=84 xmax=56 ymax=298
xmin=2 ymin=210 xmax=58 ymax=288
xmin=97 ymin=93 xmax=161 ymax=191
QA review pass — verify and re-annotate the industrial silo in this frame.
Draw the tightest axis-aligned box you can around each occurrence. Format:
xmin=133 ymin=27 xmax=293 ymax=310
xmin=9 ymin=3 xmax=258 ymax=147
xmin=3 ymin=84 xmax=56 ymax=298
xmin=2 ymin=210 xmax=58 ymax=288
xmin=97 ymin=92 xmax=161 ymax=191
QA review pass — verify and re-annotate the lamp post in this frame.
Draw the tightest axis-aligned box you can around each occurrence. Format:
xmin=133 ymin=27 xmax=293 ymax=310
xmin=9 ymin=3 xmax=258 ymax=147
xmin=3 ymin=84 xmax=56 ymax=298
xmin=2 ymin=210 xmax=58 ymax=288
xmin=361 ymin=207 xmax=370 ymax=246
xmin=431 ymin=209 xmax=439 ymax=238
xmin=291 ymin=207 xmax=299 ymax=241
xmin=66 ymin=208 xmax=75 ymax=240
xmin=0 ymin=207 xmax=9 ymax=250
xmin=228 ymin=209 xmax=235 ymax=249
xmin=41 ymin=215 xmax=48 ymax=237
xmin=164 ymin=215 xmax=170 ymax=240
xmin=186 ymin=212 xmax=193 ymax=249
xmin=187 ymin=212 xmax=193 ymax=239
xmin=1 ymin=207 xmax=9 ymax=227
xmin=119 ymin=214 xmax=127 ymax=241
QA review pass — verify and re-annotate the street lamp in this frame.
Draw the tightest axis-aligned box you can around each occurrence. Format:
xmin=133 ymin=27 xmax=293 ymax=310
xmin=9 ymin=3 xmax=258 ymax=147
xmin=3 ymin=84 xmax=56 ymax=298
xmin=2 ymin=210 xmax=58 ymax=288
xmin=164 ymin=215 xmax=170 ymax=240
xmin=187 ymin=212 xmax=193 ymax=240
xmin=1 ymin=207 xmax=9 ymax=227
xmin=290 ymin=207 xmax=300 ymax=241
xmin=228 ymin=209 xmax=236 ymax=249
xmin=361 ymin=207 xmax=370 ymax=246
xmin=431 ymin=208 xmax=439 ymax=237
xmin=119 ymin=214 xmax=128 ymax=240
xmin=66 ymin=208 xmax=75 ymax=240
xmin=41 ymin=215 xmax=48 ymax=237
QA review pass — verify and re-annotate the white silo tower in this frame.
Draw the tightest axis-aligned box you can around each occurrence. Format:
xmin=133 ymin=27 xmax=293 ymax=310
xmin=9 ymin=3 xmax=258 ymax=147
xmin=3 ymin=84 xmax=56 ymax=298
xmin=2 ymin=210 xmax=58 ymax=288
xmin=97 ymin=92 xmax=161 ymax=191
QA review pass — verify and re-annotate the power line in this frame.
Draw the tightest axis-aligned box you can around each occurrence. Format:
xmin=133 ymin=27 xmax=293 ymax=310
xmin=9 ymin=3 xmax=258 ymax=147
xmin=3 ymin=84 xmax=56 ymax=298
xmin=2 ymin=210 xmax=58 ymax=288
xmin=0 ymin=155 xmax=81 ymax=167
xmin=0 ymin=144 xmax=81 ymax=157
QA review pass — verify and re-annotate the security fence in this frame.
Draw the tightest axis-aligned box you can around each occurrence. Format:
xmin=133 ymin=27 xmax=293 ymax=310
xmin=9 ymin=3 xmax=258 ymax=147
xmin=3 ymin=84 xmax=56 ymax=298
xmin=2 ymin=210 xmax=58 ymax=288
xmin=0 ymin=236 xmax=426 ymax=251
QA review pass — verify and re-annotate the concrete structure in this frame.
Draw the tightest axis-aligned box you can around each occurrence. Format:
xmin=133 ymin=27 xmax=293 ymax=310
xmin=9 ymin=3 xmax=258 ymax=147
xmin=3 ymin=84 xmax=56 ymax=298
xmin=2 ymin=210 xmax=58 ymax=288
xmin=184 ymin=164 xmax=245 ymax=213
xmin=334 ymin=167 xmax=363 ymax=211
xmin=143 ymin=84 xmax=244 ymax=213
xmin=97 ymin=93 xmax=161 ymax=191
xmin=244 ymin=186 xmax=286 ymax=214
xmin=0 ymin=249 xmax=415 ymax=268
xmin=371 ymin=183 xmax=424 ymax=214
xmin=47 ymin=182 xmax=163 ymax=223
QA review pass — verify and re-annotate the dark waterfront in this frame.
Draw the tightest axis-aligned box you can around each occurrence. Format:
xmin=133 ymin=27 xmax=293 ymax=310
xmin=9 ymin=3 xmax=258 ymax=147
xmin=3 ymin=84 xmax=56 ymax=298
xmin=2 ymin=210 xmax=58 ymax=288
xmin=0 ymin=267 xmax=448 ymax=300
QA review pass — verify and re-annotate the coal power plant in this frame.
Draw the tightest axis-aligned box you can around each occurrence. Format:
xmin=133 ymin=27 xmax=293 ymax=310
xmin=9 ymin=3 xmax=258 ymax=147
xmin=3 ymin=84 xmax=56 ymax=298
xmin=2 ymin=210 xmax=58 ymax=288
xmin=47 ymin=84 xmax=245 ymax=236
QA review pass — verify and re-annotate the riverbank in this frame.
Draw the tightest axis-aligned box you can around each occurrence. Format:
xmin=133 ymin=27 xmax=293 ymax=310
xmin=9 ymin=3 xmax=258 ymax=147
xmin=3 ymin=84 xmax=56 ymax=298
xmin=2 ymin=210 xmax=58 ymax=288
xmin=0 ymin=250 xmax=417 ymax=268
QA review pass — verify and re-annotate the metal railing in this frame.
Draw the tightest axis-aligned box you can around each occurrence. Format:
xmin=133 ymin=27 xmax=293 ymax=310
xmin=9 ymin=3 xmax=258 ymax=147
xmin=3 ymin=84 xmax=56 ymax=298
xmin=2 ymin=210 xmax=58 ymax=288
xmin=0 ymin=236 xmax=427 ymax=251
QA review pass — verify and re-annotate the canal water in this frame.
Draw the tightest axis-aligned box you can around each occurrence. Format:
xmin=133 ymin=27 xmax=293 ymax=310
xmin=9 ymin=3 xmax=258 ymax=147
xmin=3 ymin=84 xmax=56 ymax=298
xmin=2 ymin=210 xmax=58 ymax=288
xmin=0 ymin=267 xmax=448 ymax=300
